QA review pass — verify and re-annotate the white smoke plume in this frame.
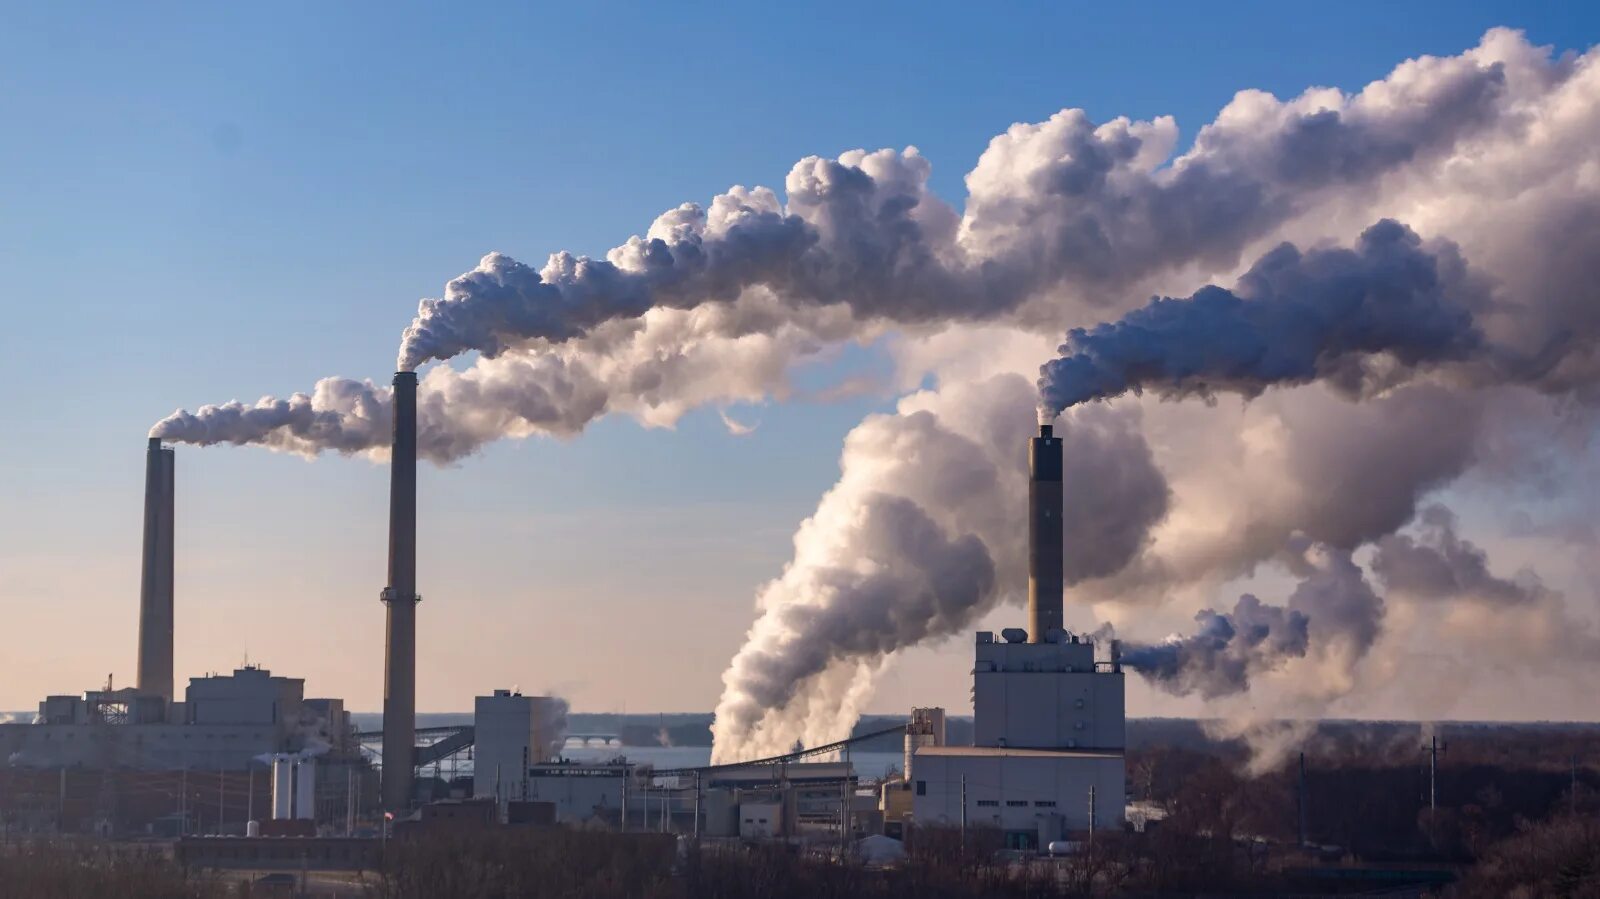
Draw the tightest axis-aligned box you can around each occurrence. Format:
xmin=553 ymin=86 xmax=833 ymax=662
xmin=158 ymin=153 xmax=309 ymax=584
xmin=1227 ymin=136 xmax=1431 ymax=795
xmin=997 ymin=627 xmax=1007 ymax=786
xmin=143 ymin=30 xmax=1600 ymax=764
xmin=708 ymin=374 xmax=1168 ymax=760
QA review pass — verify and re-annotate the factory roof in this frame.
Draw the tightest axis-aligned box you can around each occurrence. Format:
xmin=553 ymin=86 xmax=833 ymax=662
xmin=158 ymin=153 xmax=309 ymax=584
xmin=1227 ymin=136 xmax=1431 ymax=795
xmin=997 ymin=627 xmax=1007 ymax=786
xmin=914 ymin=746 xmax=1122 ymax=760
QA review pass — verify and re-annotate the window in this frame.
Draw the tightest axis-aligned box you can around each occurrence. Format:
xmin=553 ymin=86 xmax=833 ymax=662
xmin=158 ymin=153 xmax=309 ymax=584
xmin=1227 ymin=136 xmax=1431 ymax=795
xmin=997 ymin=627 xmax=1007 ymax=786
xmin=1034 ymin=801 xmax=1056 ymax=808
xmin=915 ymin=780 xmax=926 ymax=796
xmin=1006 ymin=800 xmax=1028 ymax=807
xmin=976 ymin=800 xmax=998 ymax=807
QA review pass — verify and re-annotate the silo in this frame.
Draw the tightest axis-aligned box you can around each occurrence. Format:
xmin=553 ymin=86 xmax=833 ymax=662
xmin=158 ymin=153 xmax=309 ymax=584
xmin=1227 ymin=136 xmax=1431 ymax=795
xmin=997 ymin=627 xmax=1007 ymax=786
xmin=270 ymin=755 xmax=294 ymax=820
xmin=294 ymin=758 xmax=317 ymax=821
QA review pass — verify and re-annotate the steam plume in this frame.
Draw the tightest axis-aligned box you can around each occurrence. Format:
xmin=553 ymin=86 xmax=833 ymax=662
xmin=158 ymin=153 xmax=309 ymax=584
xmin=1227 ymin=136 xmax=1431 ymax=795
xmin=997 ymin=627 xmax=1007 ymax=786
xmin=135 ymin=30 xmax=1600 ymax=763
xmin=1037 ymin=220 xmax=1484 ymax=417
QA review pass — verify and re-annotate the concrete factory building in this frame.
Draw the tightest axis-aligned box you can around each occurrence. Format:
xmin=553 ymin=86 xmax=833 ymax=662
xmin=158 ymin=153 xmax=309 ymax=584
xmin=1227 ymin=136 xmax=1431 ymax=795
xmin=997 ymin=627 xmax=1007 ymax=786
xmin=910 ymin=423 xmax=1127 ymax=849
xmin=473 ymin=689 xmax=567 ymax=807
xmin=0 ymin=437 xmax=364 ymax=835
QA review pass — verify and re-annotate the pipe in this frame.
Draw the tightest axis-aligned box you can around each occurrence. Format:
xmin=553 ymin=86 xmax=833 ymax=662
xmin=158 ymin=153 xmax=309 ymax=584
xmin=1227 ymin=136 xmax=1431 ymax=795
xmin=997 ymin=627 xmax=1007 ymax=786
xmin=137 ymin=437 xmax=176 ymax=702
xmin=1027 ymin=423 xmax=1064 ymax=642
xmin=380 ymin=371 xmax=419 ymax=811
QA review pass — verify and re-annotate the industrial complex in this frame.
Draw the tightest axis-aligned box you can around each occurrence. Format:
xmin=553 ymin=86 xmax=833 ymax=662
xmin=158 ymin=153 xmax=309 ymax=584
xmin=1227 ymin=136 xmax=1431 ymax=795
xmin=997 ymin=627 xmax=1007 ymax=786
xmin=0 ymin=375 xmax=1126 ymax=856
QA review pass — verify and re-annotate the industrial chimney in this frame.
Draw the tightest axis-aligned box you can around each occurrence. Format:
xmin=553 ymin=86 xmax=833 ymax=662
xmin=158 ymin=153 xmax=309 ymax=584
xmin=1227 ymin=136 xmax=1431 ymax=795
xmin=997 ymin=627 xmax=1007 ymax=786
xmin=1027 ymin=423 xmax=1064 ymax=642
xmin=137 ymin=437 xmax=176 ymax=702
xmin=380 ymin=371 xmax=420 ymax=811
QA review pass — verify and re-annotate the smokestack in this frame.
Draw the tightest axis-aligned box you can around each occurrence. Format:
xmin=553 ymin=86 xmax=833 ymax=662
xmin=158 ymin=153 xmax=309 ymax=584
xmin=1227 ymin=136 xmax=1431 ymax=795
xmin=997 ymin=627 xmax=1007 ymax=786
xmin=137 ymin=437 xmax=176 ymax=702
xmin=380 ymin=371 xmax=419 ymax=811
xmin=1027 ymin=422 xmax=1063 ymax=642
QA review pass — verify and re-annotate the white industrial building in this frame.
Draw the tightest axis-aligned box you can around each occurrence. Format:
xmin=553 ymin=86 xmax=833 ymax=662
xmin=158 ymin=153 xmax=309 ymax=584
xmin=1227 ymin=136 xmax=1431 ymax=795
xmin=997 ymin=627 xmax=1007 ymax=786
xmin=472 ymin=690 xmax=568 ymax=808
xmin=910 ymin=631 xmax=1126 ymax=848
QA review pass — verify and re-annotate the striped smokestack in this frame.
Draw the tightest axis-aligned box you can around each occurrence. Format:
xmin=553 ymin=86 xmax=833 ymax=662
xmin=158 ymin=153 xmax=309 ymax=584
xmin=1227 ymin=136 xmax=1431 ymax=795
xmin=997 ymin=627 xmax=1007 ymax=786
xmin=137 ymin=437 xmax=176 ymax=702
xmin=1027 ymin=423 xmax=1064 ymax=642
xmin=380 ymin=370 xmax=420 ymax=811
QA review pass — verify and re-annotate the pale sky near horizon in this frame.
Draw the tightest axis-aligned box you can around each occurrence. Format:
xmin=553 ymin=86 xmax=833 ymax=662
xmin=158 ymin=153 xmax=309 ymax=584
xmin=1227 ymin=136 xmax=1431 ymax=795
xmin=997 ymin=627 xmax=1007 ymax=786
xmin=3 ymin=2 xmax=1597 ymax=719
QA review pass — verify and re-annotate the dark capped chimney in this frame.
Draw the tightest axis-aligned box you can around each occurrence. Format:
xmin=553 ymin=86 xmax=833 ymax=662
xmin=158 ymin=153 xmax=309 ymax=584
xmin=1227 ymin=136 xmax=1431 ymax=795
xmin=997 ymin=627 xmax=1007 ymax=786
xmin=1027 ymin=423 xmax=1064 ymax=642
xmin=380 ymin=371 xmax=420 ymax=811
xmin=137 ymin=437 xmax=176 ymax=702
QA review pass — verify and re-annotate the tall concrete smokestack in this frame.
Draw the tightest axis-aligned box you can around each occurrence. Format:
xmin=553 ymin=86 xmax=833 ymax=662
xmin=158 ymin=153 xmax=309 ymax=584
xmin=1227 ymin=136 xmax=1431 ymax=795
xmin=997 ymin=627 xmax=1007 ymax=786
xmin=1027 ymin=423 xmax=1064 ymax=642
xmin=380 ymin=371 xmax=420 ymax=811
xmin=137 ymin=437 xmax=176 ymax=702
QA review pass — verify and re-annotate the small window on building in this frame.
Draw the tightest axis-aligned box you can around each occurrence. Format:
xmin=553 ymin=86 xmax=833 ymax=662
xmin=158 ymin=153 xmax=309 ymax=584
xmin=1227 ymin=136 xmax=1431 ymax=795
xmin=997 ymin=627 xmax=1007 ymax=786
xmin=1006 ymin=800 xmax=1028 ymax=807
xmin=976 ymin=800 xmax=998 ymax=807
xmin=915 ymin=780 xmax=926 ymax=796
xmin=1034 ymin=801 xmax=1056 ymax=807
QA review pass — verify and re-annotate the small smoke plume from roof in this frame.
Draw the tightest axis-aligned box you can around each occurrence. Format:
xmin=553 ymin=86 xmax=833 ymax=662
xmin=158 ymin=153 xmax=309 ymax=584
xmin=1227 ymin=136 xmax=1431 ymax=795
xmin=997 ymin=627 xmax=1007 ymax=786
xmin=1120 ymin=594 xmax=1311 ymax=699
xmin=1120 ymin=539 xmax=1382 ymax=701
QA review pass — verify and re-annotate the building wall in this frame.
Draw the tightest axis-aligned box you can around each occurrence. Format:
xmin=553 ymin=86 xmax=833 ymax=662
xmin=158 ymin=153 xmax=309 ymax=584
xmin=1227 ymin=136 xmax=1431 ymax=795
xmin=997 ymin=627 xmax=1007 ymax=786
xmin=739 ymin=801 xmax=782 ymax=840
xmin=973 ymin=638 xmax=1124 ymax=750
xmin=474 ymin=693 xmax=533 ymax=803
xmin=524 ymin=769 xmax=626 ymax=824
xmin=474 ymin=692 xmax=564 ymax=804
xmin=910 ymin=751 xmax=1124 ymax=838
xmin=185 ymin=668 xmax=304 ymax=728
xmin=0 ymin=722 xmax=288 ymax=770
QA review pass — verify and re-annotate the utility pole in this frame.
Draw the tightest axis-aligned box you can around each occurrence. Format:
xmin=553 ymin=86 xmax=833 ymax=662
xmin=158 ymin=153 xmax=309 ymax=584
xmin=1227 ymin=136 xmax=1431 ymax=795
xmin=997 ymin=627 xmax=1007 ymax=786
xmin=247 ymin=766 xmax=254 ymax=827
xmin=620 ymin=767 xmax=629 ymax=833
xmin=959 ymin=774 xmax=968 ymax=856
xmin=1297 ymin=752 xmax=1308 ymax=847
xmin=1422 ymin=735 xmax=1447 ymax=812
xmin=1573 ymin=755 xmax=1581 ymax=817
xmin=1088 ymin=785 xmax=1097 ymax=844
xmin=844 ymin=774 xmax=857 ymax=851
xmin=693 ymin=772 xmax=702 ymax=840
xmin=346 ymin=766 xmax=356 ymax=836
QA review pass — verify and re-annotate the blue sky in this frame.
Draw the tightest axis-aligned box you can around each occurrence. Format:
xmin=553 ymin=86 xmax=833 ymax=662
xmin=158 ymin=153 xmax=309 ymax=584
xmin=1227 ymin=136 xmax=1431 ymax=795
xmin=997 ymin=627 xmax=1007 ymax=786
xmin=2 ymin=1 xmax=1596 ymax=713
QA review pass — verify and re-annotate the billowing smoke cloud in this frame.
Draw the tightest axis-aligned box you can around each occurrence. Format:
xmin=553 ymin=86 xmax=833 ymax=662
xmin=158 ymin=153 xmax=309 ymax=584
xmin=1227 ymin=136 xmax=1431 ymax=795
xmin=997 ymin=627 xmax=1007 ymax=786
xmin=1037 ymin=220 xmax=1485 ymax=417
xmin=393 ymin=34 xmax=1513 ymax=374
xmin=1120 ymin=594 xmax=1311 ymax=699
xmin=1375 ymin=504 xmax=1545 ymax=606
xmin=141 ymin=30 xmax=1600 ymax=762
xmin=710 ymin=374 xmax=1168 ymax=760
xmin=159 ymin=30 xmax=1578 ymax=467
xmin=1120 ymin=539 xmax=1383 ymax=701
xmin=1373 ymin=505 xmax=1600 ymax=668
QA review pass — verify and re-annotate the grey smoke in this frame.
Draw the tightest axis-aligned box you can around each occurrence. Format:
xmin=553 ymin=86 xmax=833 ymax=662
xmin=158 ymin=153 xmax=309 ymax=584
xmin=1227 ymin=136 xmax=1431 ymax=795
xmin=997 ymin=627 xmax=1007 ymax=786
xmin=1037 ymin=220 xmax=1484 ymax=417
xmin=1372 ymin=505 xmax=1538 ymax=605
xmin=1120 ymin=594 xmax=1311 ymax=699
xmin=1120 ymin=540 xmax=1383 ymax=700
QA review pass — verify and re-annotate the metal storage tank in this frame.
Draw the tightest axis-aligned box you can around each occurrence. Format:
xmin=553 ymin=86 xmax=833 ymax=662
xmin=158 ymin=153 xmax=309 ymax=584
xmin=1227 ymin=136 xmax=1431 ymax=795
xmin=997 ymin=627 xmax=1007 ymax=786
xmin=271 ymin=755 xmax=294 ymax=820
xmin=294 ymin=758 xmax=316 ymax=821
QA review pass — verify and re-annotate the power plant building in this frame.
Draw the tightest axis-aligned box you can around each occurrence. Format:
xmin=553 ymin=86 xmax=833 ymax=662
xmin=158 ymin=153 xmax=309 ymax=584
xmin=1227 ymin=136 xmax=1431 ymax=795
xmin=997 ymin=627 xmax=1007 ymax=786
xmin=910 ymin=423 xmax=1127 ymax=848
xmin=473 ymin=690 xmax=567 ymax=807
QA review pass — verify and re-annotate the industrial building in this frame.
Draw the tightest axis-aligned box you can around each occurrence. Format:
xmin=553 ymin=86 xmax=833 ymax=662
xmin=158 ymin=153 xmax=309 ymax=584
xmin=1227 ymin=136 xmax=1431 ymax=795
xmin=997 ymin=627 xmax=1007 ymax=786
xmin=909 ymin=423 xmax=1127 ymax=849
xmin=0 ymin=438 xmax=368 ymax=836
xmin=472 ymin=689 xmax=567 ymax=808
